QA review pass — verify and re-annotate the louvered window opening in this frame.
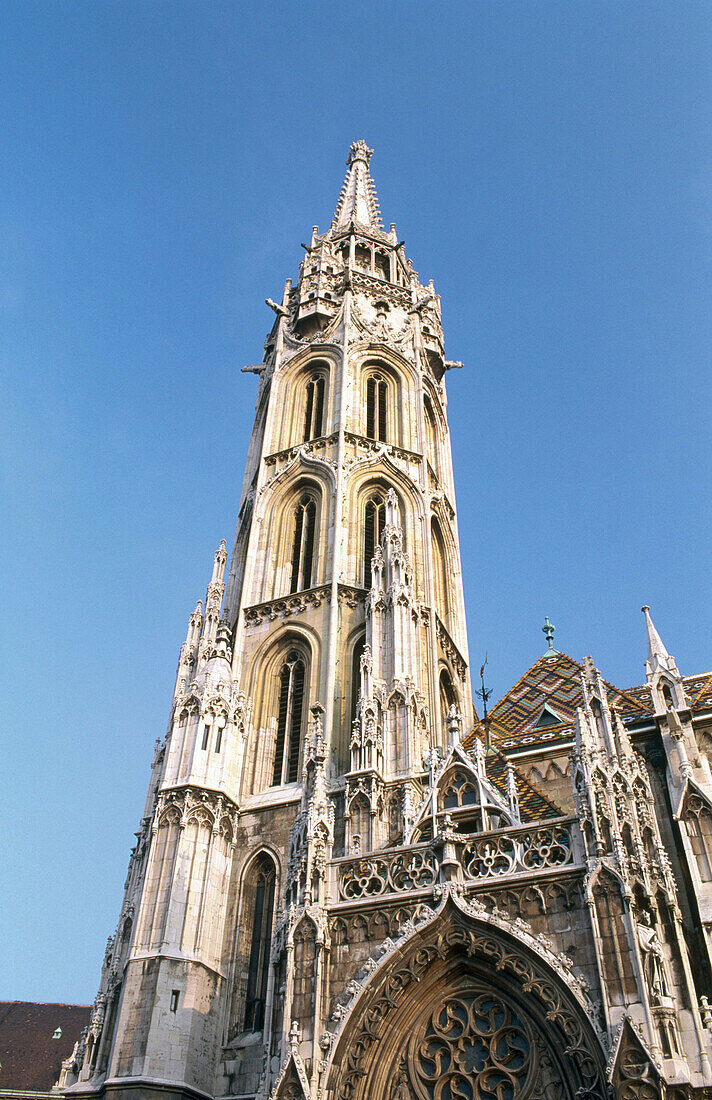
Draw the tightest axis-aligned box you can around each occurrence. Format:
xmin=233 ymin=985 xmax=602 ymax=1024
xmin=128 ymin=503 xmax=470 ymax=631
xmin=272 ymin=652 xmax=306 ymax=786
xmin=366 ymin=375 xmax=388 ymax=442
xmin=290 ymin=496 xmax=316 ymax=593
xmin=303 ymin=375 xmax=325 ymax=441
xmin=363 ymin=496 xmax=386 ymax=585
xmin=244 ymin=864 xmax=275 ymax=1031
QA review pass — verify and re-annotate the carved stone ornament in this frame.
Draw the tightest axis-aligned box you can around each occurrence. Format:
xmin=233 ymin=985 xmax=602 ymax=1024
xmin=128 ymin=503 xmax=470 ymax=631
xmin=323 ymin=891 xmax=606 ymax=1100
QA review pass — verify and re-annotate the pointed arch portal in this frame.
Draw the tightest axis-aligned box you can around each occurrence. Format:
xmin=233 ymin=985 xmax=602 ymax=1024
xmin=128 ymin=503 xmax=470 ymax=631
xmin=325 ymin=897 xmax=606 ymax=1100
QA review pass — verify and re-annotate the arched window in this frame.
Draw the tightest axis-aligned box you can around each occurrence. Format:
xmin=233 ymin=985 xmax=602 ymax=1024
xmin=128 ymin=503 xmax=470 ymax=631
xmin=351 ymin=633 xmax=366 ymax=724
xmin=687 ymin=801 xmax=712 ymax=882
xmin=229 ymin=853 xmax=276 ymax=1036
xmin=303 ymin=373 xmax=326 ymax=441
xmin=290 ymin=494 xmax=317 ymax=592
xmin=374 ymin=251 xmax=390 ymax=281
xmin=440 ymin=669 xmax=457 ymax=742
xmin=424 ymin=395 xmax=439 ymax=477
xmin=350 ymin=795 xmax=372 ymax=853
xmin=363 ymin=492 xmax=386 ymax=584
xmin=272 ymin=650 xmax=306 ymax=786
xmin=431 ymin=517 xmax=450 ymax=620
xmin=366 ymin=374 xmax=388 ymax=442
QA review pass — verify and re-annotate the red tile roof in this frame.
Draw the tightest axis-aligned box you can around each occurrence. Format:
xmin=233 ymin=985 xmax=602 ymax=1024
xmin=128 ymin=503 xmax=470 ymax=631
xmin=0 ymin=1002 xmax=91 ymax=1093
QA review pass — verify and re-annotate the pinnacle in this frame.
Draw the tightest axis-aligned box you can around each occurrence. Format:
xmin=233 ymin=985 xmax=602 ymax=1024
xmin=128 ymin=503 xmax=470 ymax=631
xmin=331 ymin=140 xmax=383 ymax=231
xmin=641 ymin=605 xmax=670 ymax=662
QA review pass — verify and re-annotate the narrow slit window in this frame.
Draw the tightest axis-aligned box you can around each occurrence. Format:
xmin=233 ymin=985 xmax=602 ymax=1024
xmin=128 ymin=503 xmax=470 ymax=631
xmin=214 ymin=726 xmax=223 ymax=753
xmin=170 ymin=990 xmax=179 ymax=1013
xmin=201 ymin=724 xmax=210 ymax=750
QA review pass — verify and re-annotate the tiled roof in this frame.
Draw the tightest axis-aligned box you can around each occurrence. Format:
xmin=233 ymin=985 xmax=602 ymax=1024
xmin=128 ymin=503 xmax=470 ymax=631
xmin=0 ymin=1002 xmax=91 ymax=1092
xmin=478 ymin=653 xmax=654 ymax=752
xmin=684 ymin=672 xmax=712 ymax=712
xmin=467 ymin=652 xmax=712 ymax=757
xmin=485 ymin=749 xmax=564 ymax=821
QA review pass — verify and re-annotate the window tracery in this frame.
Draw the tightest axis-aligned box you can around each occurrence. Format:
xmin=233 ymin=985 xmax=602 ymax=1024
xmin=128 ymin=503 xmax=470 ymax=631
xmin=363 ymin=492 xmax=386 ymax=584
xmin=229 ymin=853 xmax=277 ymax=1038
xmin=439 ymin=669 xmax=458 ymax=744
xmin=303 ymin=372 xmax=326 ymax=441
xmin=431 ymin=518 xmax=450 ymax=622
xmin=685 ymin=795 xmax=712 ymax=882
xmin=366 ymin=373 xmax=388 ymax=442
xmin=272 ymin=650 xmax=306 ymax=786
xmin=408 ymin=992 xmax=531 ymax=1100
xmin=290 ymin=494 xmax=317 ymax=593
xmin=244 ymin=857 xmax=276 ymax=1031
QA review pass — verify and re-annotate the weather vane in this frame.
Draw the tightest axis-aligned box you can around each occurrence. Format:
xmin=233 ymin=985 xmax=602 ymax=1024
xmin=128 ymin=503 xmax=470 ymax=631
xmin=475 ymin=655 xmax=493 ymax=748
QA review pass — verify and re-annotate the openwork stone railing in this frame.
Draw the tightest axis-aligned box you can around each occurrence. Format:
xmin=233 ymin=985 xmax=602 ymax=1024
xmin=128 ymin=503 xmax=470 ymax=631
xmin=461 ymin=822 xmax=573 ymax=882
xmin=337 ymin=845 xmax=438 ymax=901
xmin=335 ymin=820 xmax=577 ymax=902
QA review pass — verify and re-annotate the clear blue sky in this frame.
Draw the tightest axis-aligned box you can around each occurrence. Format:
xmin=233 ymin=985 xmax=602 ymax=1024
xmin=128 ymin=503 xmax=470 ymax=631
xmin=2 ymin=1 xmax=710 ymax=1002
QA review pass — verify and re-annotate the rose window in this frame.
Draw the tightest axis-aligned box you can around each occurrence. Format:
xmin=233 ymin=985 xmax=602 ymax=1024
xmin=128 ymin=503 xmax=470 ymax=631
xmin=410 ymin=993 xmax=532 ymax=1100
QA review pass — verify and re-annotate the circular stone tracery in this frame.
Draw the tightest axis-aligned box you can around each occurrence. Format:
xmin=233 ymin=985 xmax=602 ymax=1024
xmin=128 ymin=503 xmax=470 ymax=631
xmin=409 ymin=990 xmax=532 ymax=1100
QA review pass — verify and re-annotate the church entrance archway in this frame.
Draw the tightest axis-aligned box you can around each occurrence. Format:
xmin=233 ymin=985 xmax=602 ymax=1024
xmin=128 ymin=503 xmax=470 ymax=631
xmin=325 ymin=898 xmax=607 ymax=1100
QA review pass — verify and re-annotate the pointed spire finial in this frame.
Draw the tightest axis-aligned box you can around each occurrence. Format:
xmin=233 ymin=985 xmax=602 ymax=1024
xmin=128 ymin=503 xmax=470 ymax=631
xmin=641 ymin=604 xmax=679 ymax=684
xmin=541 ymin=617 xmax=558 ymax=656
xmin=641 ymin=605 xmax=669 ymax=662
xmin=332 ymin=140 xmax=383 ymax=230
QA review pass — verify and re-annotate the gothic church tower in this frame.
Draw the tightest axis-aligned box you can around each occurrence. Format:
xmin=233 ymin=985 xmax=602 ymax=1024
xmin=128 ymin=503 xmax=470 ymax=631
xmin=64 ymin=143 xmax=712 ymax=1100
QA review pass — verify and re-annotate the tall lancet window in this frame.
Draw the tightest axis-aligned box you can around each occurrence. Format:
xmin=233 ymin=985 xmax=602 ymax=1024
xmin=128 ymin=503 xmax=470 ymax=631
xmin=424 ymin=394 xmax=439 ymax=478
xmin=290 ymin=494 xmax=317 ymax=592
xmin=272 ymin=650 xmax=306 ymax=786
xmin=303 ymin=372 xmax=326 ymax=441
xmin=363 ymin=493 xmax=386 ymax=584
xmin=366 ymin=374 xmax=388 ymax=442
xmin=244 ymin=856 xmax=276 ymax=1032
xmin=351 ymin=632 xmax=366 ymax=724
xmin=431 ymin=517 xmax=450 ymax=621
xmin=440 ymin=668 xmax=458 ymax=743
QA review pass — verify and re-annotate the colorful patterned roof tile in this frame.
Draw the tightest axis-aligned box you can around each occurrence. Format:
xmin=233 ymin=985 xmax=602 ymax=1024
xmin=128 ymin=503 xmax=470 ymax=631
xmin=469 ymin=652 xmax=655 ymax=753
xmin=467 ymin=653 xmax=712 ymax=758
xmin=485 ymin=749 xmax=564 ymax=821
xmin=684 ymin=672 xmax=712 ymax=711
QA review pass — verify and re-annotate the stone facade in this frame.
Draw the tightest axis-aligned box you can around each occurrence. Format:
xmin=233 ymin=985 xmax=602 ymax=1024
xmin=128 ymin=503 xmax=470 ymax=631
xmin=63 ymin=142 xmax=712 ymax=1100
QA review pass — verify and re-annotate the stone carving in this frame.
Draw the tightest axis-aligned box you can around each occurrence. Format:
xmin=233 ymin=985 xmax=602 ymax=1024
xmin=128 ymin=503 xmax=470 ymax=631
xmin=339 ymin=846 xmax=438 ymax=901
xmin=409 ymin=990 xmax=531 ymax=1099
xmin=243 ymin=585 xmax=331 ymax=626
xmin=328 ymin=899 xmax=605 ymax=1100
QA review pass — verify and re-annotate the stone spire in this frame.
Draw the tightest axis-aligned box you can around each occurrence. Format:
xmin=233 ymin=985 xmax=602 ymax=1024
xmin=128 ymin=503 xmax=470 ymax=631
xmin=331 ymin=140 xmax=383 ymax=230
xmin=641 ymin=604 xmax=679 ymax=682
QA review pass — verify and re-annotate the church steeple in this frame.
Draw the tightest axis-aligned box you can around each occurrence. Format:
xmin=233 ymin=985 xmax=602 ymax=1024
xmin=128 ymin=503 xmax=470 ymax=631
xmin=70 ymin=141 xmax=476 ymax=1100
xmin=331 ymin=139 xmax=383 ymax=230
